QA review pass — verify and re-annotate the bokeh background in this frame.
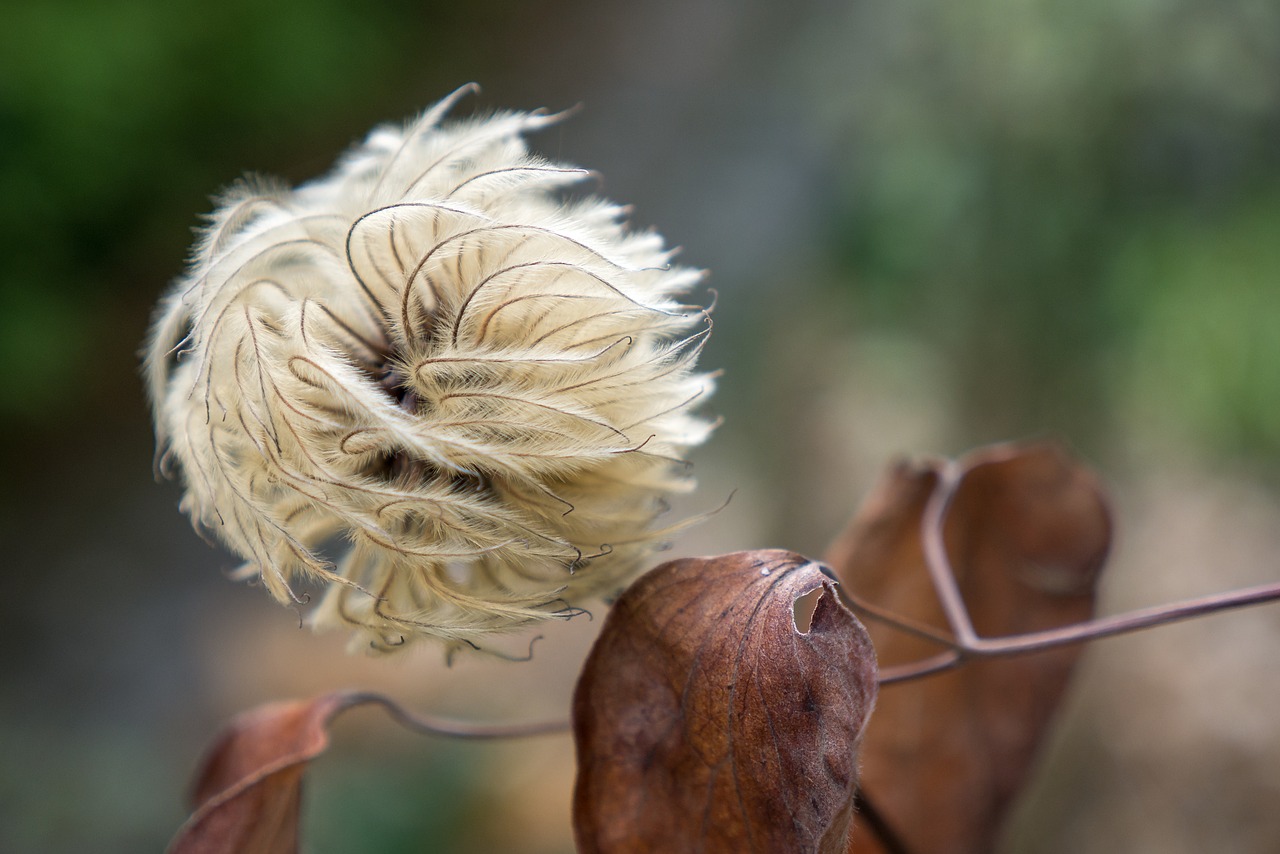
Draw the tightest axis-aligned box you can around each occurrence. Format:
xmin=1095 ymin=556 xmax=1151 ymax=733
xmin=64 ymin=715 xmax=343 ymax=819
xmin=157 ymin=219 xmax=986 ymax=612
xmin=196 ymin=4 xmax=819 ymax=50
xmin=3 ymin=1 xmax=1280 ymax=851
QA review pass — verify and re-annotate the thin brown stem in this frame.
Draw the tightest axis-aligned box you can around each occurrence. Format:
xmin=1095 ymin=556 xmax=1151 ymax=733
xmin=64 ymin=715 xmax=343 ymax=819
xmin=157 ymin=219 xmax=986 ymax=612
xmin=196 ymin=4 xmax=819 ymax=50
xmin=963 ymin=580 xmax=1280 ymax=657
xmin=341 ymin=690 xmax=571 ymax=739
xmin=854 ymin=449 xmax=1280 ymax=685
xmin=837 ymin=588 xmax=960 ymax=649
xmin=919 ymin=459 xmax=979 ymax=646
xmin=876 ymin=651 xmax=963 ymax=685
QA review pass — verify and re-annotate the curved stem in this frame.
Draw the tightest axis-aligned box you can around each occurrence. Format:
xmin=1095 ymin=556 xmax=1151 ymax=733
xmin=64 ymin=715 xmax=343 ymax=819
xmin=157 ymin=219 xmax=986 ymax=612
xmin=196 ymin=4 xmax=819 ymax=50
xmin=964 ymin=579 xmax=1280 ymax=657
xmin=919 ymin=460 xmax=979 ymax=646
xmin=877 ymin=651 xmax=963 ymax=685
xmin=836 ymin=586 xmax=961 ymax=650
xmin=342 ymin=691 xmax=571 ymax=739
xmin=863 ymin=580 xmax=1280 ymax=687
xmin=857 ymin=442 xmax=1280 ymax=685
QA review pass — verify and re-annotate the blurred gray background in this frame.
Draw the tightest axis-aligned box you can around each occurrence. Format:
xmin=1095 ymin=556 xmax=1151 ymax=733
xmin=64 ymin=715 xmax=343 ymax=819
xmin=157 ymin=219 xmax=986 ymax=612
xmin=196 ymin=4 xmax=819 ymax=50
xmin=2 ymin=1 xmax=1279 ymax=851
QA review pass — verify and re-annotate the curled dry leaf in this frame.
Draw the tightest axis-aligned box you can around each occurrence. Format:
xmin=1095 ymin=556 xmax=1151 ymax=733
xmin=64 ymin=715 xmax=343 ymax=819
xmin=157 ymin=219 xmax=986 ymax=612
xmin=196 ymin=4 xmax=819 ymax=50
xmin=168 ymin=691 xmax=358 ymax=854
xmin=573 ymin=549 xmax=879 ymax=853
xmin=826 ymin=442 xmax=1111 ymax=854
xmin=169 ymin=689 xmax=568 ymax=854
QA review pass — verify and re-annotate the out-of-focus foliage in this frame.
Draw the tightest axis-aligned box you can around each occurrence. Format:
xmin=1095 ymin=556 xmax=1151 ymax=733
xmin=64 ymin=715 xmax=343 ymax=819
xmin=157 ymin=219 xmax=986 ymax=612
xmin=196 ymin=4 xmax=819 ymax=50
xmin=1109 ymin=196 xmax=1280 ymax=456
xmin=789 ymin=0 xmax=1280 ymax=457
xmin=0 ymin=0 xmax=455 ymax=421
xmin=3 ymin=0 xmax=1279 ymax=852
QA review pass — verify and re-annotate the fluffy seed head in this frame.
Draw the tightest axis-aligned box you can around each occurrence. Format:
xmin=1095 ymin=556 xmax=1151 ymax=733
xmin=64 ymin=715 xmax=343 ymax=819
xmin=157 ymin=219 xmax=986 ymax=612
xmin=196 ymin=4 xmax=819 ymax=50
xmin=145 ymin=87 xmax=715 ymax=654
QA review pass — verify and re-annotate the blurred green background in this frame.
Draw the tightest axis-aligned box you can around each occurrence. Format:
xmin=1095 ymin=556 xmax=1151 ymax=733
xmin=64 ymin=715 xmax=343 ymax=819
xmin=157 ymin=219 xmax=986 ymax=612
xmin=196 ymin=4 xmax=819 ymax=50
xmin=2 ymin=1 xmax=1279 ymax=851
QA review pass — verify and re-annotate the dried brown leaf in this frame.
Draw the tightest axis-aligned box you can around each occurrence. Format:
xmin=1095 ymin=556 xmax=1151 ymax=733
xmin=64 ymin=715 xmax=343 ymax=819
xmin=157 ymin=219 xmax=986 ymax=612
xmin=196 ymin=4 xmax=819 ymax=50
xmin=573 ymin=549 xmax=879 ymax=853
xmin=168 ymin=688 xmax=570 ymax=854
xmin=827 ymin=442 xmax=1111 ymax=854
xmin=168 ymin=691 xmax=358 ymax=854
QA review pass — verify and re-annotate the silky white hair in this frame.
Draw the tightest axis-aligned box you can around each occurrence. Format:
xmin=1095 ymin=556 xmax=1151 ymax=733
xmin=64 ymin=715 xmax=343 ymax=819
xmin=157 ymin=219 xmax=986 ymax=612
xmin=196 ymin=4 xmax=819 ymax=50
xmin=144 ymin=86 xmax=715 ymax=654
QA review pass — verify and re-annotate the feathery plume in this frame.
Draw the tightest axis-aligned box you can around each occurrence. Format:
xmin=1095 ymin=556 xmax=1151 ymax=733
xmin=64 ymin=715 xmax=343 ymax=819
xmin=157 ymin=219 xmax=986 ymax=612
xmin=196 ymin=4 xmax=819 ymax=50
xmin=144 ymin=87 xmax=715 ymax=654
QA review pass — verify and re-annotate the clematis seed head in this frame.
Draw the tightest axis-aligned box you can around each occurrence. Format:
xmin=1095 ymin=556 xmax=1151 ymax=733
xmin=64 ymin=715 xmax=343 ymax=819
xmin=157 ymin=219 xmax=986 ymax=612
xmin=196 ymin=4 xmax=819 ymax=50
xmin=144 ymin=87 xmax=716 ymax=654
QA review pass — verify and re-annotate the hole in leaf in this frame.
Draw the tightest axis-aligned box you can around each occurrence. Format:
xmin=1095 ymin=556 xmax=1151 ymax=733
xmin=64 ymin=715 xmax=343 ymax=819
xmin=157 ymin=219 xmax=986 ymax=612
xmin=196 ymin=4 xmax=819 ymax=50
xmin=793 ymin=587 xmax=823 ymax=633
